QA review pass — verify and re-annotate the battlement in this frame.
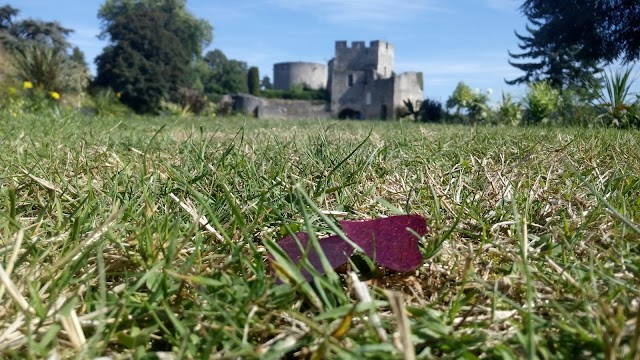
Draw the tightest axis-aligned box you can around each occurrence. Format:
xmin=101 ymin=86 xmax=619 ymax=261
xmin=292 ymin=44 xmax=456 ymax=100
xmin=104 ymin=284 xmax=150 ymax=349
xmin=335 ymin=40 xmax=391 ymax=50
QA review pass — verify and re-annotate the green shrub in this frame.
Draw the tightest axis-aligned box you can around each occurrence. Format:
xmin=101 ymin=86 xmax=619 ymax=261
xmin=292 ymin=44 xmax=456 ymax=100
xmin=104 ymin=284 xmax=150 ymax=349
xmin=177 ymin=87 xmax=208 ymax=115
xmin=523 ymin=81 xmax=561 ymax=125
xmin=13 ymin=42 xmax=86 ymax=93
xmin=419 ymin=98 xmax=445 ymax=122
xmin=446 ymin=82 xmax=491 ymax=124
xmin=590 ymin=66 xmax=639 ymax=127
xmin=261 ymin=87 xmax=329 ymax=101
xmin=87 ymin=88 xmax=130 ymax=117
xmin=493 ymin=92 xmax=522 ymax=126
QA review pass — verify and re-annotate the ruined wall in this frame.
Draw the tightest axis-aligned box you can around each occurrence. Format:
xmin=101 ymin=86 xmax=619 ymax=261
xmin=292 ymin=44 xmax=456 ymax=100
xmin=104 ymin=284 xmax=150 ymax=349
xmin=258 ymin=99 xmax=331 ymax=119
xmin=393 ymin=72 xmax=424 ymax=114
xmin=230 ymin=94 xmax=330 ymax=119
xmin=273 ymin=62 xmax=328 ymax=90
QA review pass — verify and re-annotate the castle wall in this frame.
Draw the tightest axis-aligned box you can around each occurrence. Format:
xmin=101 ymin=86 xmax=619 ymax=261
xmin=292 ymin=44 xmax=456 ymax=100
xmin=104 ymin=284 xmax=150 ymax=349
xmin=333 ymin=40 xmax=394 ymax=78
xmin=258 ymin=99 xmax=331 ymax=119
xmin=393 ymin=72 xmax=424 ymax=115
xmin=273 ymin=62 xmax=328 ymax=90
xmin=229 ymin=93 xmax=331 ymax=120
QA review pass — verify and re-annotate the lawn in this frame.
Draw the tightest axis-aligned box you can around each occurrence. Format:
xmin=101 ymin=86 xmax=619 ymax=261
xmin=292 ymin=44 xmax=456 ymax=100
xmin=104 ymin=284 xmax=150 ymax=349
xmin=0 ymin=113 xmax=639 ymax=359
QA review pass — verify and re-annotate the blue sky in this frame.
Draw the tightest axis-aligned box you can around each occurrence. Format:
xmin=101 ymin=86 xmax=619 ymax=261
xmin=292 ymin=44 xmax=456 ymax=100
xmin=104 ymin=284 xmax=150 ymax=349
xmin=7 ymin=0 xmax=529 ymax=102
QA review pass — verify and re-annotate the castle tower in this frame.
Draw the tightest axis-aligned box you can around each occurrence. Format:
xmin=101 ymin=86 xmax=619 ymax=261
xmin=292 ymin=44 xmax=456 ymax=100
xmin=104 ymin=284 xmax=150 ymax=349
xmin=332 ymin=40 xmax=394 ymax=79
xmin=330 ymin=41 xmax=397 ymax=119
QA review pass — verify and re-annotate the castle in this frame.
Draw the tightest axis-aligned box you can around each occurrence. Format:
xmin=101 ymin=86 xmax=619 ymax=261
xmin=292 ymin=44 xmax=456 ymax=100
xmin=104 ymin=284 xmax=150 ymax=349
xmin=232 ymin=40 xmax=424 ymax=120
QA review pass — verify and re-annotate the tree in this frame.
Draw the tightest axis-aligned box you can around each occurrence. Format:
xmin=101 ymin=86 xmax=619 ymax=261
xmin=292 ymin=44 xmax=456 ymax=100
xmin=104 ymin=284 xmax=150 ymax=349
xmin=247 ymin=66 xmax=260 ymax=95
xmin=0 ymin=5 xmax=73 ymax=51
xmin=201 ymin=49 xmax=248 ymax=98
xmin=94 ymin=3 xmax=190 ymax=113
xmin=98 ymin=0 xmax=212 ymax=61
xmin=507 ymin=17 xmax=602 ymax=90
xmin=510 ymin=1 xmax=640 ymax=68
xmin=261 ymin=76 xmax=272 ymax=90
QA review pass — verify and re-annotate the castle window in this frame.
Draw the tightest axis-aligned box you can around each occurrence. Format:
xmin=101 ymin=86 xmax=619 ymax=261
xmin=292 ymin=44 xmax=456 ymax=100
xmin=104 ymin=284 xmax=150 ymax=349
xmin=366 ymin=92 xmax=371 ymax=105
xmin=348 ymin=74 xmax=354 ymax=87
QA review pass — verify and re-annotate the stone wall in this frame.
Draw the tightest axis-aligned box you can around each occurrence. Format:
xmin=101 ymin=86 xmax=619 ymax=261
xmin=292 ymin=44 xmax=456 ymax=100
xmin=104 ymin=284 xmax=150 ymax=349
xmin=393 ymin=72 xmax=424 ymax=114
xmin=229 ymin=94 xmax=330 ymax=120
xmin=258 ymin=99 xmax=331 ymax=119
xmin=333 ymin=40 xmax=394 ymax=78
xmin=273 ymin=62 xmax=328 ymax=90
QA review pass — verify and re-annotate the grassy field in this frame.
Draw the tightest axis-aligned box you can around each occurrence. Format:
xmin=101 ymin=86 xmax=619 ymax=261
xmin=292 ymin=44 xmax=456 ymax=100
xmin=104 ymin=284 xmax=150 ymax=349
xmin=0 ymin=113 xmax=639 ymax=359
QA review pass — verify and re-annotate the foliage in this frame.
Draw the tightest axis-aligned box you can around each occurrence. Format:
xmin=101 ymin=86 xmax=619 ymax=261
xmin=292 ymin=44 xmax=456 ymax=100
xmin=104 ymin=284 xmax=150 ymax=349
xmin=507 ymin=22 xmax=602 ymax=89
xmin=176 ymin=87 xmax=211 ymax=115
xmin=201 ymin=49 xmax=248 ymax=99
xmin=0 ymin=5 xmax=73 ymax=51
xmin=0 ymin=45 xmax=15 ymax=83
xmin=446 ymin=82 xmax=491 ymax=123
xmin=247 ymin=66 xmax=260 ymax=96
xmin=401 ymin=99 xmax=420 ymax=121
xmin=13 ymin=42 xmax=86 ymax=93
xmin=261 ymin=86 xmax=329 ymax=101
xmin=590 ymin=66 xmax=639 ymax=127
xmin=94 ymin=3 xmax=191 ymax=113
xmin=518 ymin=0 xmax=640 ymax=64
xmin=86 ymin=87 xmax=130 ymax=116
xmin=261 ymin=75 xmax=272 ymax=90
xmin=0 ymin=4 xmax=87 ymax=96
xmin=98 ymin=0 xmax=213 ymax=61
xmin=522 ymin=81 xmax=561 ymax=124
xmin=492 ymin=92 xmax=522 ymax=125
xmin=418 ymin=98 xmax=445 ymax=122
xmin=0 ymin=80 xmax=63 ymax=114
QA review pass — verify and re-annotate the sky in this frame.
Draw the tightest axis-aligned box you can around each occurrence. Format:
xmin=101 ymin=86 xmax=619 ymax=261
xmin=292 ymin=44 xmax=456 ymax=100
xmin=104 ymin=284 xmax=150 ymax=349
xmin=6 ymin=0 xmax=530 ymax=103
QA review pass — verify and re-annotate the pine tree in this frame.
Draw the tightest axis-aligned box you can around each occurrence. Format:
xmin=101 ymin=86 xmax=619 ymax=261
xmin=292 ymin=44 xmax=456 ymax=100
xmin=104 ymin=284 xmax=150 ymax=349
xmin=507 ymin=5 xmax=603 ymax=90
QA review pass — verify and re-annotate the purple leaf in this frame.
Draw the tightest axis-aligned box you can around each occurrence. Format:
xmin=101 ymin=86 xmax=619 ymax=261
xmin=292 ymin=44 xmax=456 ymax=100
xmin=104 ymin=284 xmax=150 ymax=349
xmin=275 ymin=232 xmax=354 ymax=281
xmin=271 ymin=215 xmax=428 ymax=282
xmin=340 ymin=215 xmax=427 ymax=272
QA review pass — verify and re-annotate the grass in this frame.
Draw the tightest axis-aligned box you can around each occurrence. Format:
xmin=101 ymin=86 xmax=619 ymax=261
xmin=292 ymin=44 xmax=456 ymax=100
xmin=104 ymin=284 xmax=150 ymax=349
xmin=0 ymin=112 xmax=639 ymax=359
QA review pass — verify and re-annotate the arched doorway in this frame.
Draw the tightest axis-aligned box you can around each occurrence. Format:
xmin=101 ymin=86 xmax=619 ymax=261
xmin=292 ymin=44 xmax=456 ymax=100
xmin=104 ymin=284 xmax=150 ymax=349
xmin=338 ymin=108 xmax=363 ymax=120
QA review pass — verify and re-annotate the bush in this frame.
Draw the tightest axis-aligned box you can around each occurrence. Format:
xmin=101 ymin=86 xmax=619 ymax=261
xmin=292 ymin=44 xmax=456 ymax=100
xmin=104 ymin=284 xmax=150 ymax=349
xmin=13 ymin=43 xmax=86 ymax=93
xmin=523 ymin=81 xmax=561 ymax=125
xmin=86 ymin=88 xmax=130 ymax=117
xmin=419 ymin=98 xmax=445 ymax=122
xmin=493 ymin=92 xmax=522 ymax=125
xmin=261 ymin=87 xmax=329 ymax=101
xmin=589 ymin=66 xmax=639 ymax=128
xmin=446 ymin=82 xmax=491 ymax=124
xmin=177 ymin=87 xmax=208 ymax=115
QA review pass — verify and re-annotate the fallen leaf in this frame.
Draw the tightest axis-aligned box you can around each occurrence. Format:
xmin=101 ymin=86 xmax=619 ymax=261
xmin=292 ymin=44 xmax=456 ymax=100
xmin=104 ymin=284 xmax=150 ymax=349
xmin=271 ymin=215 xmax=427 ymax=282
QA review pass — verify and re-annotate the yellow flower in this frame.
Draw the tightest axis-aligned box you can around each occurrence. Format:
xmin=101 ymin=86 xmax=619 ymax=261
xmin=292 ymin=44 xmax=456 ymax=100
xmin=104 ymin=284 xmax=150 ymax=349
xmin=116 ymin=92 xmax=122 ymax=99
xmin=23 ymin=81 xmax=33 ymax=89
xmin=8 ymin=86 xmax=16 ymax=95
xmin=50 ymin=91 xmax=60 ymax=100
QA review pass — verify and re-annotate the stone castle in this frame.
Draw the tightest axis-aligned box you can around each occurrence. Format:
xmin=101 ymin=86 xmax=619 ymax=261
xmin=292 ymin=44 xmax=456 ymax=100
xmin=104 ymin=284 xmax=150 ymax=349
xmin=232 ymin=40 xmax=424 ymax=120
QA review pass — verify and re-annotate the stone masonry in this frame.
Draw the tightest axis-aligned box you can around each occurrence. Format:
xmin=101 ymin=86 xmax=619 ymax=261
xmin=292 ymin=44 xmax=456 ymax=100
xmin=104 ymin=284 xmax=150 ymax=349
xmin=232 ymin=40 xmax=424 ymax=120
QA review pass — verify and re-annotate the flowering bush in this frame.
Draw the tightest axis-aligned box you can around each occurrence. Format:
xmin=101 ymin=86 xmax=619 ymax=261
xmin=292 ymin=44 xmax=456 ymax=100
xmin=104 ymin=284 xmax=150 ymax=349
xmin=0 ymin=80 xmax=63 ymax=116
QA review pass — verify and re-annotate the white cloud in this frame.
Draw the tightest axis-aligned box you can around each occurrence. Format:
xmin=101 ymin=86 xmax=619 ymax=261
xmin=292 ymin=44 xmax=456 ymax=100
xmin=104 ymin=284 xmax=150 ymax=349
xmin=267 ymin=0 xmax=448 ymax=23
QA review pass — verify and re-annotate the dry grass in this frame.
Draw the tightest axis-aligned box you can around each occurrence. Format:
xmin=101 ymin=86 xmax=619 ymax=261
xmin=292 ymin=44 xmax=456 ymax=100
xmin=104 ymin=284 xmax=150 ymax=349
xmin=0 ymin=114 xmax=639 ymax=359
